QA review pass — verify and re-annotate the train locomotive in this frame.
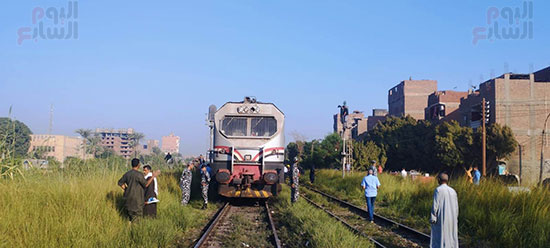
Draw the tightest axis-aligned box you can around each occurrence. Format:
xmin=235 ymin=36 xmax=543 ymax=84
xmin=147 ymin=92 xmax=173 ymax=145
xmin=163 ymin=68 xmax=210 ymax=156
xmin=208 ymin=97 xmax=285 ymax=198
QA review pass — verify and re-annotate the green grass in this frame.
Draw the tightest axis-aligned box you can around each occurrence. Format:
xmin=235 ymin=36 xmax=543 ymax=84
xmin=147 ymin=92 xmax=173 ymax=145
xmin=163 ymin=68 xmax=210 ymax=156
xmin=271 ymin=186 xmax=374 ymax=248
xmin=0 ymin=158 xmax=218 ymax=247
xmin=307 ymin=169 xmax=550 ymax=248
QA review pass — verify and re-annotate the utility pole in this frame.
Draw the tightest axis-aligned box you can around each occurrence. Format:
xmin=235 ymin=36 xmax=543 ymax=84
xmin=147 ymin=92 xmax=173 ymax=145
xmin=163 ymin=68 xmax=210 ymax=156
xmin=540 ymin=113 xmax=550 ymax=185
xmin=482 ymin=98 xmax=487 ymax=176
xmin=519 ymin=144 xmax=522 ymax=186
xmin=48 ymin=104 xmax=54 ymax=135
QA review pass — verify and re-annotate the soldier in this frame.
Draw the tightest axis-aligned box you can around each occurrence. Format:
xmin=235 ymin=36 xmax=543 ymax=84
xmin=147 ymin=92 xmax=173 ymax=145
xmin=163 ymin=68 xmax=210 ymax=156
xmin=200 ymin=164 xmax=211 ymax=209
xmin=291 ymin=158 xmax=300 ymax=203
xmin=179 ymin=162 xmax=194 ymax=205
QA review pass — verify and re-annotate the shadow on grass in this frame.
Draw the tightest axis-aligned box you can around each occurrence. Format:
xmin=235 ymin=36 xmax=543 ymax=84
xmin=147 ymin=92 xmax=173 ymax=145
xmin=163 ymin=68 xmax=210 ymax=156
xmin=106 ymin=190 xmax=128 ymax=219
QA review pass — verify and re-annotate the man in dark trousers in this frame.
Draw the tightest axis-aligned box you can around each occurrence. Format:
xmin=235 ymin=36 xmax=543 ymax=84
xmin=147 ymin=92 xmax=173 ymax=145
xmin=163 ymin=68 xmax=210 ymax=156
xmin=143 ymin=165 xmax=159 ymax=218
xmin=118 ymin=158 xmax=160 ymax=222
xmin=309 ymin=164 xmax=315 ymax=184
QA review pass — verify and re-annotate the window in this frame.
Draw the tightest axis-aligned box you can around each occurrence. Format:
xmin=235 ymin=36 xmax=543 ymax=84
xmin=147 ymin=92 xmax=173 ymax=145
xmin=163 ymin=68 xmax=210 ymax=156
xmin=251 ymin=117 xmax=277 ymax=137
xmin=221 ymin=117 xmax=247 ymax=136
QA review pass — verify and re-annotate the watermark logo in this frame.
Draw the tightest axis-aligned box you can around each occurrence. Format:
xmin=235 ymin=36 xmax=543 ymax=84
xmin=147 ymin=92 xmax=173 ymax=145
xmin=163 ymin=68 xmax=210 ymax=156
xmin=472 ymin=1 xmax=533 ymax=45
xmin=17 ymin=1 xmax=78 ymax=45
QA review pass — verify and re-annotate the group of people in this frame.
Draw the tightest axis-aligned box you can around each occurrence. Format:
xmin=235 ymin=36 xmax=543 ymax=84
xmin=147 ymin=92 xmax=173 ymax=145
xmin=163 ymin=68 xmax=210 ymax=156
xmin=179 ymin=158 xmax=211 ymax=209
xmin=360 ymin=164 xmax=459 ymax=248
xmin=117 ymin=158 xmax=160 ymax=222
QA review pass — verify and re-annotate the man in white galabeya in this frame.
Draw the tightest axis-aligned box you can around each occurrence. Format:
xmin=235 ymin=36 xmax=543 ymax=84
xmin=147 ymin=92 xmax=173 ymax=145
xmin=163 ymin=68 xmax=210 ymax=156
xmin=430 ymin=173 xmax=459 ymax=248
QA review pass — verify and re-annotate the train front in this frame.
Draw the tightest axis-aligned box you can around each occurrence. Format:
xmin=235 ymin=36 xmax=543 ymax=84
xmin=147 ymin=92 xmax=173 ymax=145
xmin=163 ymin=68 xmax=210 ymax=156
xmin=211 ymin=98 xmax=285 ymax=198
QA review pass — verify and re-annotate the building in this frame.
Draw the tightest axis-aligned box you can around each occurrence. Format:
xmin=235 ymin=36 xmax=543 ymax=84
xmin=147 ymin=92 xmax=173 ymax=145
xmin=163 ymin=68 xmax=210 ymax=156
xmin=161 ymin=133 xmax=180 ymax=154
xmin=28 ymin=134 xmax=84 ymax=162
xmin=459 ymin=67 xmax=550 ymax=184
xmin=95 ymin=128 xmax=135 ymax=158
xmin=388 ymin=79 xmax=438 ymax=120
xmin=138 ymin=139 xmax=160 ymax=155
xmin=367 ymin=109 xmax=388 ymax=131
xmin=425 ymin=90 xmax=468 ymax=123
xmin=334 ymin=110 xmax=368 ymax=140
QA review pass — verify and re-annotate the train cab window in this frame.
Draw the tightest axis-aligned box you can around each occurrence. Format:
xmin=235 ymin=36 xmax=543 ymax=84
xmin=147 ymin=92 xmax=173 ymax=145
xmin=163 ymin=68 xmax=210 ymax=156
xmin=221 ymin=117 xmax=247 ymax=136
xmin=251 ymin=117 xmax=277 ymax=137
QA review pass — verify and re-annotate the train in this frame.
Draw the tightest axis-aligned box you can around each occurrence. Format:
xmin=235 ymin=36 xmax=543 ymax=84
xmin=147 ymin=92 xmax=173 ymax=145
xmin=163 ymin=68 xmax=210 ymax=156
xmin=208 ymin=97 xmax=285 ymax=198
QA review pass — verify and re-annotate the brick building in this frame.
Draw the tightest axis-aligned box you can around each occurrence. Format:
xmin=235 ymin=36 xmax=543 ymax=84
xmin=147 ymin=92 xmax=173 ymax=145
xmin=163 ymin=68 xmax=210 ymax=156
xmin=367 ymin=109 xmax=388 ymax=131
xmin=138 ymin=139 xmax=160 ymax=155
xmin=29 ymin=134 xmax=84 ymax=162
xmin=425 ymin=90 xmax=468 ymax=123
xmin=460 ymin=67 xmax=550 ymax=184
xmin=161 ymin=133 xmax=180 ymax=154
xmin=95 ymin=128 xmax=135 ymax=158
xmin=388 ymin=79 xmax=438 ymax=120
xmin=334 ymin=110 xmax=368 ymax=140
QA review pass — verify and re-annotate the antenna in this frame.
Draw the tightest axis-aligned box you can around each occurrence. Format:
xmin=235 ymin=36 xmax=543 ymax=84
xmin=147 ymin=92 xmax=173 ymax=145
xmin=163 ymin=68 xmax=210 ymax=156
xmin=49 ymin=104 xmax=54 ymax=135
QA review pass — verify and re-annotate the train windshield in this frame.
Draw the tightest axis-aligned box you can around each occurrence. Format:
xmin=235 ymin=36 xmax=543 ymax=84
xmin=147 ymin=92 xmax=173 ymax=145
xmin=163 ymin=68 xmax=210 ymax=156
xmin=251 ymin=117 xmax=277 ymax=137
xmin=221 ymin=117 xmax=247 ymax=136
xmin=220 ymin=116 xmax=277 ymax=137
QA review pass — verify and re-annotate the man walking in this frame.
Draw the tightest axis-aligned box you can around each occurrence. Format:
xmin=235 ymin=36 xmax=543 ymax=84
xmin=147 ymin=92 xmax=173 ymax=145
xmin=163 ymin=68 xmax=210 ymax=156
xmin=430 ymin=173 xmax=459 ymax=248
xmin=180 ymin=162 xmax=194 ymax=205
xmin=291 ymin=158 xmax=300 ymax=203
xmin=143 ymin=165 xmax=159 ymax=218
xmin=361 ymin=168 xmax=380 ymax=223
xmin=118 ymin=158 xmax=159 ymax=222
xmin=200 ymin=164 xmax=211 ymax=209
xmin=472 ymin=166 xmax=481 ymax=185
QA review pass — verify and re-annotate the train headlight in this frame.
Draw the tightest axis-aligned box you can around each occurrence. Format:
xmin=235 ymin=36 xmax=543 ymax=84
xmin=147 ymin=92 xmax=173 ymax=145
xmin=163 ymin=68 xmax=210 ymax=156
xmin=263 ymin=170 xmax=278 ymax=185
xmin=216 ymin=169 xmax=231 ymax=184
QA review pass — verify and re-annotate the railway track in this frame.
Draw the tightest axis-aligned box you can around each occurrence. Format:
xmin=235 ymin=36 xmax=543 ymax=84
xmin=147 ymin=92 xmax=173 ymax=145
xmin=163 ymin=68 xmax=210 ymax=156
xmin=303 ymin=185 xmax=431 ymax=248
xmin=193 ymin=200 xmax=281 ymax=248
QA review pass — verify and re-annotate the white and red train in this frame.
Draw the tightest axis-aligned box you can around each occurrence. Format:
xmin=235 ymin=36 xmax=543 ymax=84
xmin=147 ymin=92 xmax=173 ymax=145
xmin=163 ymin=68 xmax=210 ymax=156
xmin=209 ymin=97 xmax=285 ymax=198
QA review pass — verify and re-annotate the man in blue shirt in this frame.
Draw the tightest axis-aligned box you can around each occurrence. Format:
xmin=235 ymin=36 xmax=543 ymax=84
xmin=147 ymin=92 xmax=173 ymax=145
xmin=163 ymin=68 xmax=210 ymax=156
xmin=473 ymin=166 xmax=481 ymax=185
xmin=361 ymin=168 xmax=381 ymax=223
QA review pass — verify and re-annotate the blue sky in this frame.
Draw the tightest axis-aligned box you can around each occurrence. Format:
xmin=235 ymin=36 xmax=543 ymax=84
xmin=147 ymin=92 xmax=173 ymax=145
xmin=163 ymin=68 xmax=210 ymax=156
xmin=1 ymin=0 xmax=549 ymax=155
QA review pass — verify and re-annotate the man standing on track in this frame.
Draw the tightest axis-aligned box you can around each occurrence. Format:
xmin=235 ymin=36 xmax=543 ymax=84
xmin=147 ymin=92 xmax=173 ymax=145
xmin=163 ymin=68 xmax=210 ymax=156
xmin=291 ymin=158 xmax=300 ymax=203
xmin=430 ymin=173 xmax=459 ymax=248
xmin=180 ymin=162 xmax=194 ymax=205
xmin=118 ymin=158 xmax=159 ymax=222
xmin=361 ymin=168 xmax=380 ymax=223
xmin=200 ymin=164 xmax=211 ymax=209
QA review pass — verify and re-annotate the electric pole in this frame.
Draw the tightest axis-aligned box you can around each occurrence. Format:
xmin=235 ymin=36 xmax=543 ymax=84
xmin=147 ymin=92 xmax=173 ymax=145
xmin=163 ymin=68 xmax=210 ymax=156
xmin=482 ymin=98 xmax=487 ymax=176
xmin=49 ymin=104 xmax=54 ymax=135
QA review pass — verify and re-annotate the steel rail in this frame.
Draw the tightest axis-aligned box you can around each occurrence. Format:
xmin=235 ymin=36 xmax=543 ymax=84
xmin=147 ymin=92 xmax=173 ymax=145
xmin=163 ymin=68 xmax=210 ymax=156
xmin=193 ymin=202 xmax=231 ymax=248
xmin=304 ymin=185 xmax=431 ymax=243
xmin=264 ymin=201 xmax=282 ymax=248
xmin=302 ymin=195 xmax=387 ymax=248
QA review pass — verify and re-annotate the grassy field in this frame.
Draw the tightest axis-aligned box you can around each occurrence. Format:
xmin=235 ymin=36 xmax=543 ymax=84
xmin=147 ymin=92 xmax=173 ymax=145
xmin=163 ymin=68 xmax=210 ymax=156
xmin=306 ymin=169 xmax=550 ymax=248
xmin=0 ymin=158 xmax=218 ymax=247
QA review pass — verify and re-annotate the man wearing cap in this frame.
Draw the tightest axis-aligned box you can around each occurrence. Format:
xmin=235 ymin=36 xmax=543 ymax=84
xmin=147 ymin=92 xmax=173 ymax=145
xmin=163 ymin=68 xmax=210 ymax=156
xmin=370 ymin=160 xmax=378 ymax=177
xmin=290 ymin=158 xmax=300 ymax=203
xmin=430 ymin=173 xmax=459 ymax=248
xmin=200 ymin=163 xmax=211 ymax=209
xmin=361 ymin=168 xmax=380 ymax=223
xmin=179 ymin=162 xmax=194 ymax=205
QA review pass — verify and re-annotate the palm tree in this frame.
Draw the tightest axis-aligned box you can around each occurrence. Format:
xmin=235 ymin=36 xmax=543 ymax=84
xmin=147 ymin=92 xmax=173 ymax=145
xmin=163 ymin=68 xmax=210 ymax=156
xmin=75 ymin=129 xmax=92 ymax=159
xmin=128 ymin=132 xmax=145 ymax=157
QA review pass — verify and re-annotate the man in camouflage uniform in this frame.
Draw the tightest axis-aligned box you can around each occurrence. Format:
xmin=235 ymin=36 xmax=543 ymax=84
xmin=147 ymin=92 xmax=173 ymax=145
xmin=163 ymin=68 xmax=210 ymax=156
xmin=179 ymin=162 xmax=194 ymax=205
xmin=200 ymin=164 xmax=211 ymax=209
xmin=291 ymin=158 xmax=300 ymax=203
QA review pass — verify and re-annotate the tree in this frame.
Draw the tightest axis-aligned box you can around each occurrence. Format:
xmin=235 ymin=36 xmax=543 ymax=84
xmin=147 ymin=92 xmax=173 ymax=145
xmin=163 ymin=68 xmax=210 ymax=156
xmin=285 ymin=142 xmax=299 ymax=164
xmin=75 ymin=129 xmax=92 ymax=159
xmin=128 ymin=132 xmax=145 ymax=157
xmin=353 ymin=141 xmax=386 ymax=171
xmin=0 ymin=117 xmax=32 ymax=158
xmin=484 ymin=123 xmax=517 ymax=171
xmin=434 ymin=121 xmax=476 ymax=172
